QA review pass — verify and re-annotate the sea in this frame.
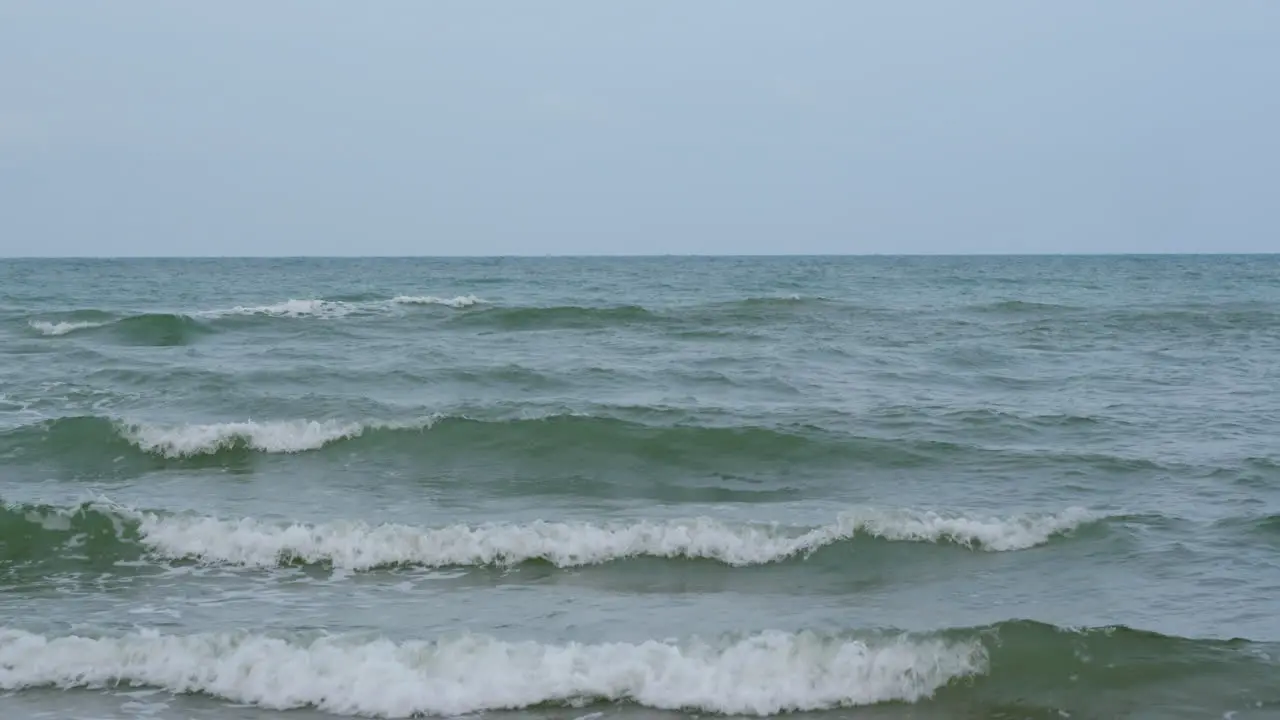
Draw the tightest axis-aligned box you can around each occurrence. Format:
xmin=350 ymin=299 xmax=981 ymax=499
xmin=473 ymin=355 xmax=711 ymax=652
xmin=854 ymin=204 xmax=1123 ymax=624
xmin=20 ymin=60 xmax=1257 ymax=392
xmin=1 ymin=255 xmax=1278 ymax=720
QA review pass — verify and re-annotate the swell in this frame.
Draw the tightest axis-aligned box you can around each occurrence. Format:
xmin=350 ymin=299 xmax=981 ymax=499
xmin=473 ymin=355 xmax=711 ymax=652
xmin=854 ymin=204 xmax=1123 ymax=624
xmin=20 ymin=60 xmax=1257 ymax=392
xmin=1214 ymin=512 xmax=1280 ymax=538
xmin=28 ymin=313 xmax=211 ymax=346
xmin=871 ymin=405 xmax=1110 ymax=431
xmin=1 ymin=501 xmax=1105 ymax=570
xmin=967 ymin=299 xmax=1081 ymax=314
xmin=0 ymin=414 xmax=863 ymax=464
xmin=209 ymin=295 xmax=484 ymax=319
xmin=24 ymin=294 xmax=847 ymax=338
xmin=448 ymin=296 xmax=842 ymax=331
xmin=23 ymin=295 xmax=1280 ymax=345
xmin=0 ymin=414 xmax=1174 ymax=477
xmin=446 ymin=304 xmax=659 ymax=331
xmin=0 ymin=620 xmax=1272 ymax=717
xmin=21 ymin=295 xmax=483 ymax=342
xmin=0 ymin=416 xmax=401 ymax=462
xmin=1008 ymin=303 xmax=1280 ymax=340
xmin=79 ymin=363 xmax=590 ymax=399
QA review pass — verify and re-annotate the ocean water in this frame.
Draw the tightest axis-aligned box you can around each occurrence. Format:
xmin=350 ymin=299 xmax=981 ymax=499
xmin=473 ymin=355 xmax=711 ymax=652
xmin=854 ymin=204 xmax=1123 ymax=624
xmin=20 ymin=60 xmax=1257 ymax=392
xmin=1 ymin=255 xmax=1279 ymax=720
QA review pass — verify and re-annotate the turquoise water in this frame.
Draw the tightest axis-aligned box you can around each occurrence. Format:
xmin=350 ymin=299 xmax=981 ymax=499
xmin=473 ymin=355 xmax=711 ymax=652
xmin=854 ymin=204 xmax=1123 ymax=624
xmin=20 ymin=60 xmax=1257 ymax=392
xmin=2 ymin=255 xmax=1279 ymax=719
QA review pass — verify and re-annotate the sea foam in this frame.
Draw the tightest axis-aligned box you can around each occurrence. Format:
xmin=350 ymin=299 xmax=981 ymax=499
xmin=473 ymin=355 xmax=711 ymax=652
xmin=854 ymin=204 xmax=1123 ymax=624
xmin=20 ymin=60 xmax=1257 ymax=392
xmin=121 ymin=506 xmax=1099 ymax=569
xmin=28 ymin=319 xmax=111 ymax=336
xmin=207 ymin=295 xmax=484 ymax=319
xmin=117 ymin=419 xmax=377 ymax=456
xmin=27 ymin=294 xmax=482 ymax=341
xmin=391 ymin=294 xmax=483 ymax=308
xmin=211 ymin=299 xmax=356 ymax=319
xmin=0 ymin=627 xmax=985 ymax=716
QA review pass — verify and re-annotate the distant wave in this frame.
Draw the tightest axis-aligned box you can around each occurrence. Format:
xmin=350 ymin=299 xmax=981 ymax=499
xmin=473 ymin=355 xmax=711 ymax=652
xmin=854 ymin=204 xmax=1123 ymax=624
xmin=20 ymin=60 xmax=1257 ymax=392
xmin=997 ymin=302 xmax=1280 ymax=337
xmin=1 ymin=501 xmax=1103 ymax=570
xmin=23 ymin=294 xmax=486 ymax=340
xmin=23 ymin=294 xmax=848 ymax=339
xmin=446 ymin=296 xmax=839 ymax=331
xmin=206 ymin=299 xmax=358 ymax=319
xmin=205 ymin=295 xmax=484 ymax=319
xmin=390 ymin=294 xmax=483 ymax=308
xmin=447 ymin=304 xmax=659 ymax=331
xmin=0 ymin=620 xmax=1271 ymax=717
xmin=968 ymin=300 xmax=1080 ymax=314
xmin=26 ymin=296 xmax=1280 ymax=346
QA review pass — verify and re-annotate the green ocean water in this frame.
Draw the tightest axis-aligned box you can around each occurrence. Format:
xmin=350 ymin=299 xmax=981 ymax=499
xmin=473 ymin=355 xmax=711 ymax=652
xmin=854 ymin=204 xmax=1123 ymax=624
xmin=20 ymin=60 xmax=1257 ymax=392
xmin=1 ymin=255 xmax=1279 ymax=719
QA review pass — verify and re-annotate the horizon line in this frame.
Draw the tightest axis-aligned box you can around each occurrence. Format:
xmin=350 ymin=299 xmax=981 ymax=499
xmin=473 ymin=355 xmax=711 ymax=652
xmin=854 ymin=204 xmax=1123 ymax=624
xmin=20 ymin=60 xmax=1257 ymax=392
xmin=1 ymin=251 xmax=1276 ymax=260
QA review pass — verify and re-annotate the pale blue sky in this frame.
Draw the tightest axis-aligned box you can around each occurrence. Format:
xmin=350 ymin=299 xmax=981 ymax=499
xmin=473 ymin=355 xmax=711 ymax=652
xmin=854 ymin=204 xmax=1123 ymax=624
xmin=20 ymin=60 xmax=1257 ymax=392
xmin=1 ymin=1 xmax=1276 ymax=256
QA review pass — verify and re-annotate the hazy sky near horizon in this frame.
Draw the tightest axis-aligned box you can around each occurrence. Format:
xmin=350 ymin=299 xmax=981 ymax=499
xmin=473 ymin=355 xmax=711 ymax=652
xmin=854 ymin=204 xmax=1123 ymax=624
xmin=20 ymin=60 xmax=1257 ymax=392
xmin=2 ymin=1 xmax=1277 ymax=257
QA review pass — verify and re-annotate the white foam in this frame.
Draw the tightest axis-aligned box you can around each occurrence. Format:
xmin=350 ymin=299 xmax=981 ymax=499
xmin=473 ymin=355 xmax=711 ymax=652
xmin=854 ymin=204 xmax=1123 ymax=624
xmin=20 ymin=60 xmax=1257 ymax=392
xmin=205 ymin=295 xmax=485 ymax=319
xmin=836 ymin=506 xmax=1099 ymax=552
xmin=391 ymin=294 xmax=483 ymax=308
xmin=31 ymin=295 xmax=483 ymax=332
xmin=118 ymin=419 xmax=371 ymax=456
xmin=0 ymin=627 xmax=986 ymax=716
xmin=28 ymin=319 xmax=110 ymax=336
xmin=123 ymin=506 xmax=1098 ymax=569
xmin=208 ymin=299 xmax=356 ymax=319
xmin=117 ymin=417 xmax=443 ymax=457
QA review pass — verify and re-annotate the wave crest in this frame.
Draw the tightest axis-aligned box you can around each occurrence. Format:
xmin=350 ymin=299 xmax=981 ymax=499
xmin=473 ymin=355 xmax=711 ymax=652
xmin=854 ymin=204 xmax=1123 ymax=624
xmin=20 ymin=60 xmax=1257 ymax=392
xmin=391 ymin=294 xmax=483 ymax=308
xmin=26 ymin=294 xmax=485 ymax=338
xmin=127 ymin=506 xmax=1099 ymax=569
xmin=206 ymin=295 xmax=486 ymax=318
xmin=0 ymin=627 xmax=984 ymax=716
xmin=210 ymin=299 xmax=356 ymax=319
xmin=118 ymin=418 xmax=382 ymax=456
xmin=2 ymin=502 xmax=1101 ymax=570
xmin=26 ymin=313 xmax=206 ymax=345
xmin=27 ymin=319 xmax=111 ymax=336
xmin=4 ymin=620 xmax=1274 ymax=717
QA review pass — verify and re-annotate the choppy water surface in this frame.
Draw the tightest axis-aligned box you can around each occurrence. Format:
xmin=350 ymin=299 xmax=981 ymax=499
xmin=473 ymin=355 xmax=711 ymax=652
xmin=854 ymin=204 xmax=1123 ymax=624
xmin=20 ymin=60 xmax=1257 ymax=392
xmin=2 ymin=256 xmax=1279 ymax=719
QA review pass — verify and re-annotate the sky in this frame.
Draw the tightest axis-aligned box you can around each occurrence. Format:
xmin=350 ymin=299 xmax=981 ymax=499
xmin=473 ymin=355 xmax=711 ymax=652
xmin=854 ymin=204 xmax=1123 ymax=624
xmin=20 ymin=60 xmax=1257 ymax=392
xmin=1 ymin=1 xmax=1277 ymax=257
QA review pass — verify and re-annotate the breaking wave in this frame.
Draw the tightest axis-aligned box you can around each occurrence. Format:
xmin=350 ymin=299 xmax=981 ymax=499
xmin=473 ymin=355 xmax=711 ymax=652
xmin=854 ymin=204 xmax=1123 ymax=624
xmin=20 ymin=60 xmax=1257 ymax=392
xmin=27 ymin=319 xmax=111 ymax=336
xmin=22 ymin=294 xmax=856 ymax=342
xmin=205 ymin=295 xmax=484 ymax=318
xmin=0 ymin=626 xmax=982 ymax=716
xmin=22 ymin=294 xmax=485 ymax=340
xmin=0 ymin=621 xmax=1272 ymax=717
xmin=25 ymin=313 xmax=210 ymax=346
xmin=390 ymin=294 xmax=483 ymax=308
xmin=0 ymin=413 xmax=1174 ymax=479
xmin=119 ymin=418 xmax=390 ymax=456
xmin=1 ymin=501 xmax=1102 ymax=570
xmin=0 ymin=416 xmax=441 ymax=459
